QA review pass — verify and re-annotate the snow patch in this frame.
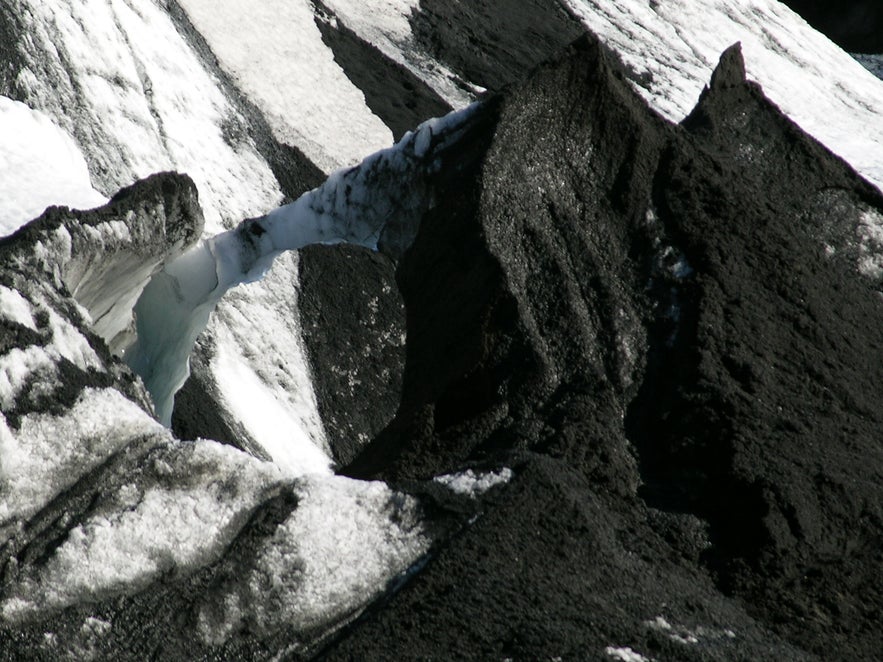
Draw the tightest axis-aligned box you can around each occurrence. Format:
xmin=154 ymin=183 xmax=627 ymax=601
xmin=0 ymin=347 xmax=58 ymax=411
xmin=197 ymin=475 xmax=429 ymax=642
xmin=0 ymin=286 xmax=38 ymax=331
xmin=212 ymin=320 xmax=332 ymax=477
xmin=0 ymin=96 xmax=106 ymax=235
xmin=857 ymin=209 xmax=883 ymax=279
xmin=0 ymin=294 xmax=105 ymax=411
xmin=605 ymin=646 xmax=651 ymax=662
xmin=433 ymin=467 xmax=514 ymax=497
xmin=644 ymin=615 xmax=737 ymax=645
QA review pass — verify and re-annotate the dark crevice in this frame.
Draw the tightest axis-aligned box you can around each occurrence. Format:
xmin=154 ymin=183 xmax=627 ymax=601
xmin=0 ymin=5 xmax=25 ymax=98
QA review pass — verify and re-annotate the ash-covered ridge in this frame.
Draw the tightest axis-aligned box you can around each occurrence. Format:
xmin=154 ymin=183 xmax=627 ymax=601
xmin=336 ymin=37 xmax=882 ymax=661
xmin=0 ymin=1 xmax=882 ymax=661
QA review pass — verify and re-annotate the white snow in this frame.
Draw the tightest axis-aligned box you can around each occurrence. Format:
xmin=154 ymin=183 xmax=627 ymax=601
xmin=0 ymin=96 xmax=106 ymax=235
xmin=0 ymin=292 xmax=105 ymax=412
xmin=433 ymin=467 xmax=514 ymax=497
xmin=175 ymin=0 xmax=393 ymax=173
xmin=605 ymin=646 xmax=651 ymax=662
xmin=1 ymin=439 xmax=285 ymax=618
xmin=13 ymin=0 xmax=282 ymax=233
xmin=563 ymin=0 xmax=883 ymax=191
xmin=0 ymin=287 xmax=37 ymax=331
xmin=0 ymin=347 xmax=58 ymax=412
xmin=643 ymin=615 xmax=738 ymax=645
xmin=211 ymin=274 xmax=332 ymax=476
xmin=0 ymin=388 xmax=168 ymax=536
xmin=42 ymin=303 xmax=105 ymax=374
xmin=196 ymin=474 xmax=429 ymax=642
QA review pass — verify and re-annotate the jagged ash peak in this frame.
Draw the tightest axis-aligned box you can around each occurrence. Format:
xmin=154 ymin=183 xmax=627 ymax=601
xmin=333 ymin=29 xmax=883 ymax=661
xmin=708 ymin=42 xmax=747 ymax=90
xmin=562 ymin=0 xmax=883 ymax=190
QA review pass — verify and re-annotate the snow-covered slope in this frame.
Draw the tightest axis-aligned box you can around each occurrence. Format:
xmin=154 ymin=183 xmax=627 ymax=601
xmin=7 ymin=0 xmax=282 ymax=234
xmin=0 ymin=96 xmax=106 ymax=234
xmin=173 ymin=0 xmax=393 ymax=173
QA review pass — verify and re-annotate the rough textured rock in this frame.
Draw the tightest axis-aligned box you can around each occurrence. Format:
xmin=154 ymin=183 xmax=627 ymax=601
xmin=340 ymin=36 xmax=883 ymax=660
xmin=643 ymin=43 xmax=883 ymax=658
xmin=411 ymin=0 xmax=586 ymax=93
xmin=347 ymin=34 xmax=663 ymax=486
xmin=297 ymin=245 xmax=406 ymax=466
xmin=326 ymin=456 xmax=807 ymax=661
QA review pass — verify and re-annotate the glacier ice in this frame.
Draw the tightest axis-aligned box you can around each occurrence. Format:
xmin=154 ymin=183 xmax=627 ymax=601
xmin=175 ymin=0 xmax=394 ymax=173
xmin=10 ymin=0 xmax=282 ymax=232
xmin=125 ymin=104 xmax=480 ymax=446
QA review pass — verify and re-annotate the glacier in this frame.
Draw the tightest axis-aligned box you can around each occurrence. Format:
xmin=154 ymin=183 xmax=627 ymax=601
xmin=0 ymin=0 xmax=881 ymax=659
xmin=6 ymin=0 xmax=883 ymax=463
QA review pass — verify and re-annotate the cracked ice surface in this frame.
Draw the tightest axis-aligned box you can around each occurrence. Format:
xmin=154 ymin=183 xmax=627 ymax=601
xmin=175 ymin=0 xmax=394 ymax=173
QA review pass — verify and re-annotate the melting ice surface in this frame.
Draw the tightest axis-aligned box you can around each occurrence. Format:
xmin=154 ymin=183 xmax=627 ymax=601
xmin=125 ymin=104 xmax=479 ymax=471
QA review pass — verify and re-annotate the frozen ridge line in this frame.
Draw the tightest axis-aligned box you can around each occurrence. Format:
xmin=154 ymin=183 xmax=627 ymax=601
xmin=126 ymin=104 xmax=481 ymax=440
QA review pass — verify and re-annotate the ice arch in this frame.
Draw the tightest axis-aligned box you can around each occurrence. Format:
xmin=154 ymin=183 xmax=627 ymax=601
xmin=125 ymin=105 xmax=481 ymax=425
